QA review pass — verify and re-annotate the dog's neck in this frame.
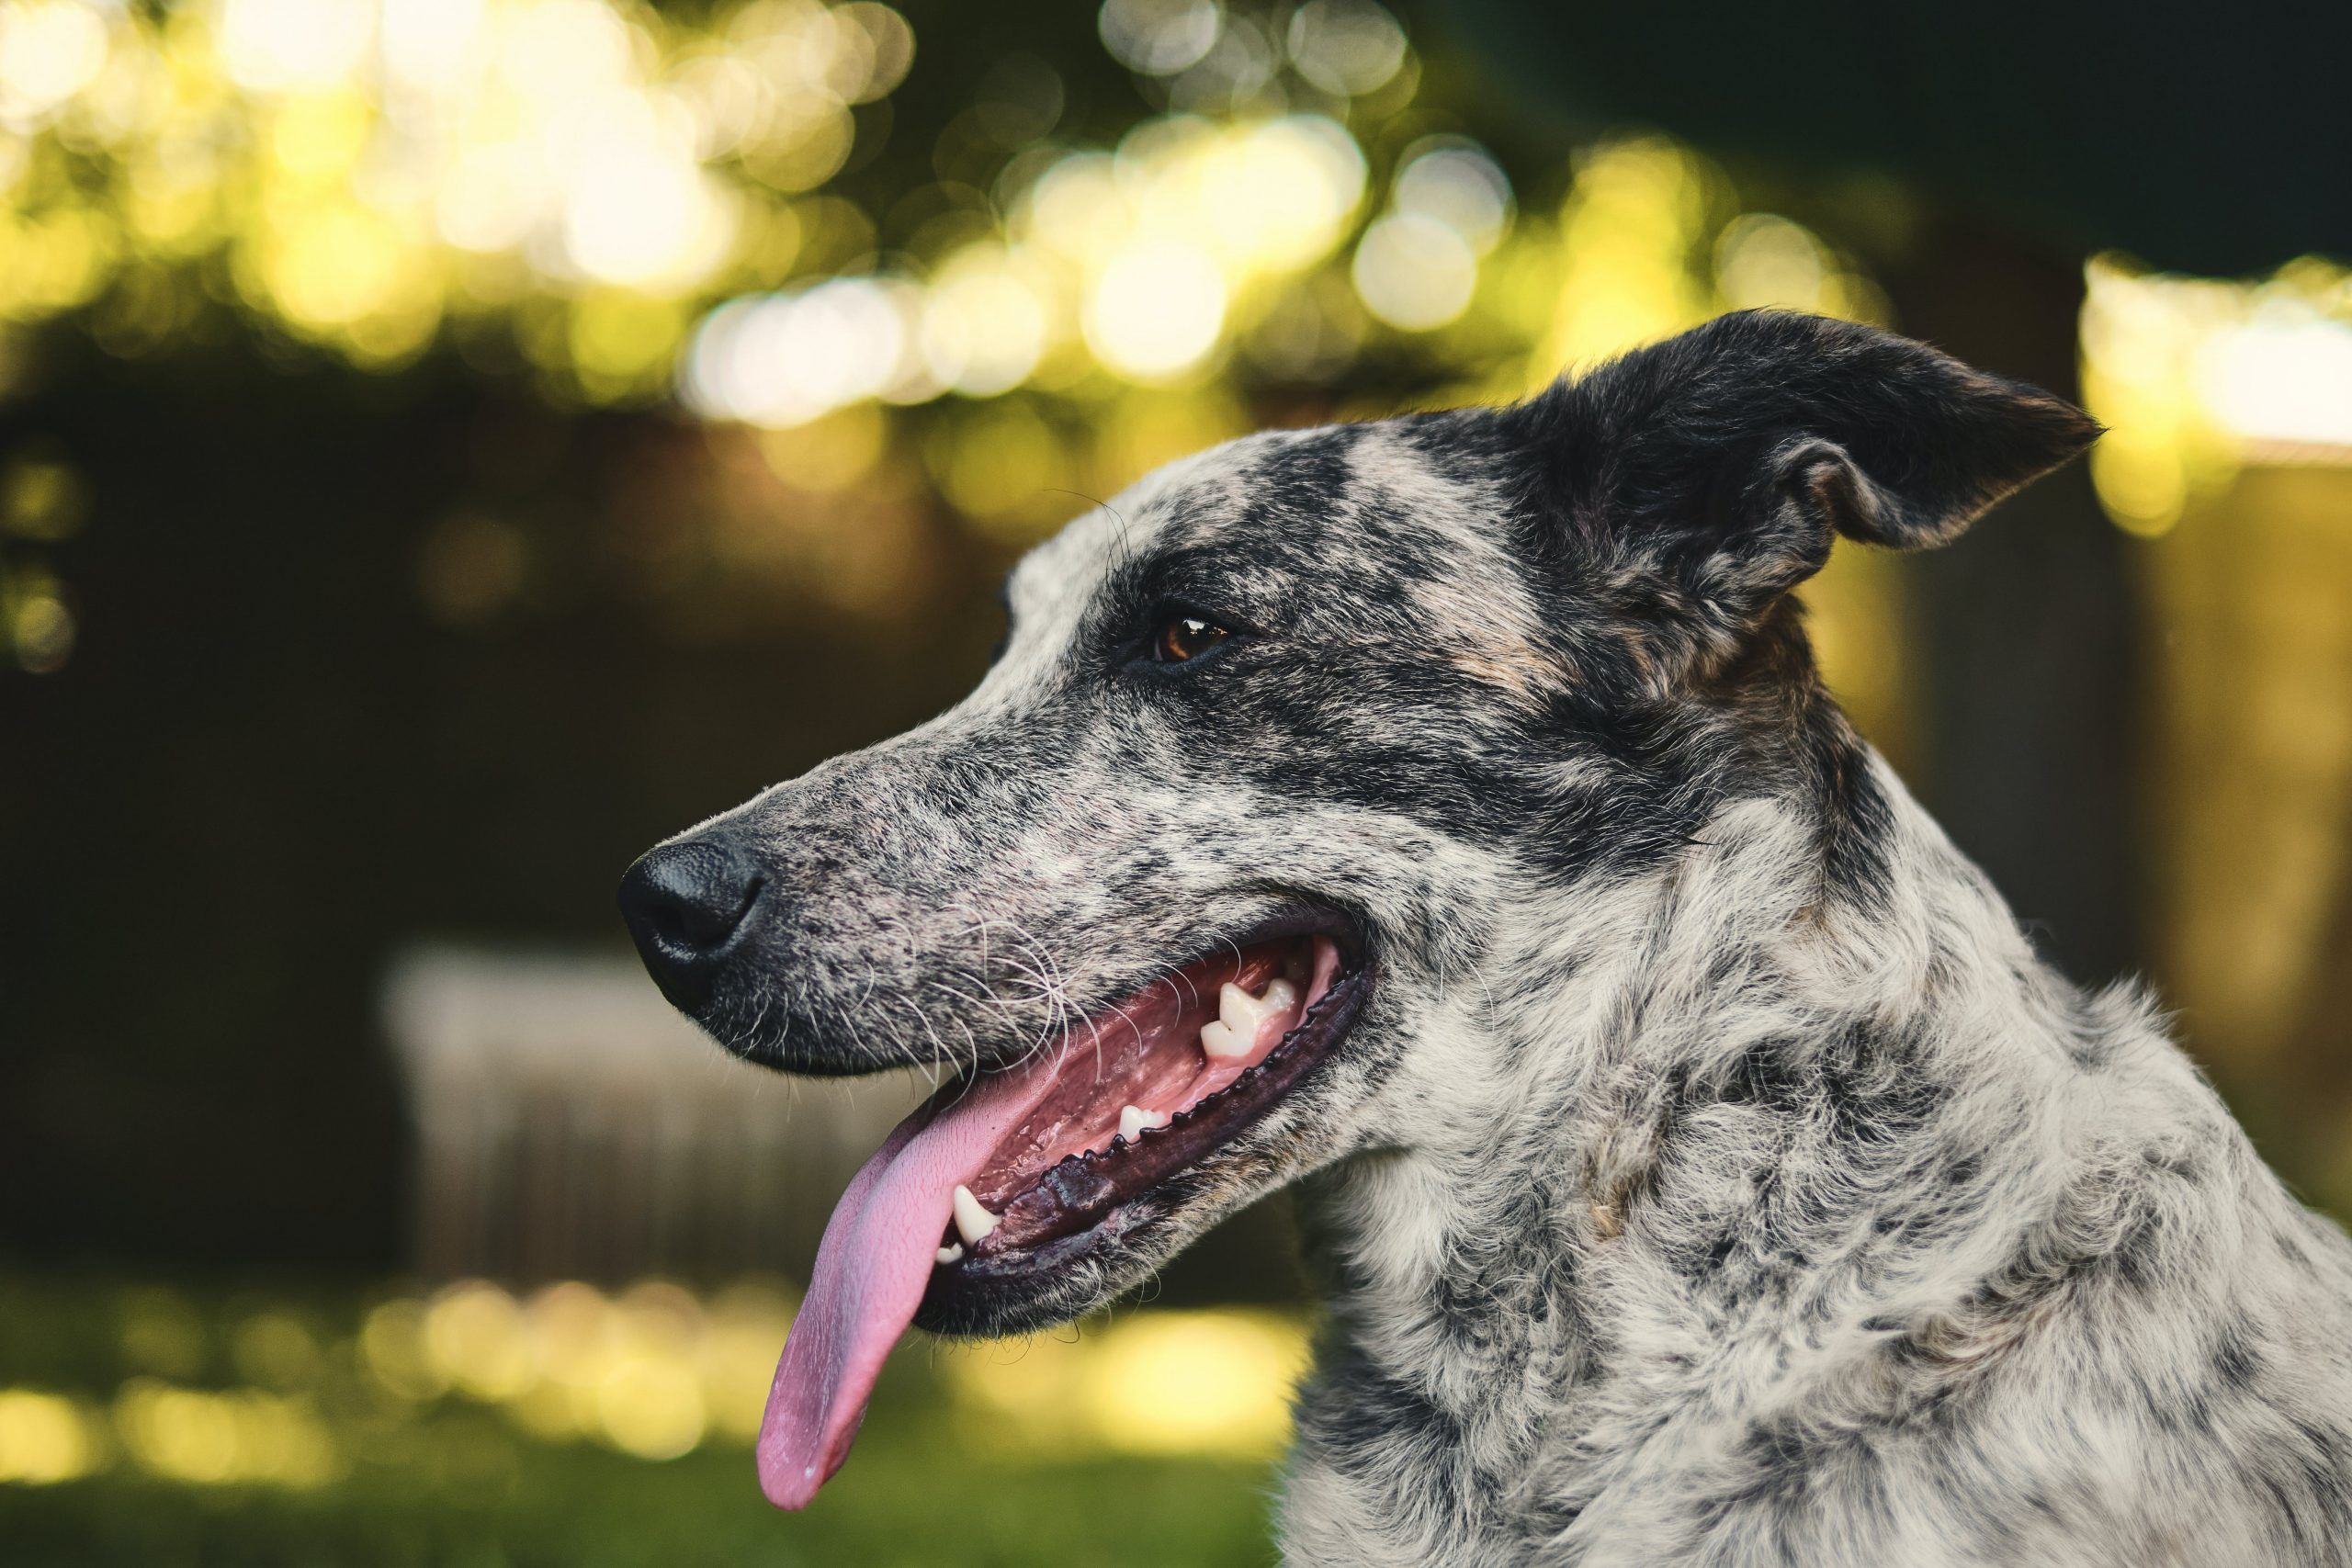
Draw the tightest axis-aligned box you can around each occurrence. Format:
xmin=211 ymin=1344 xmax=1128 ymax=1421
xmin=1281 ymin=747 xmax=2160 ymax=1559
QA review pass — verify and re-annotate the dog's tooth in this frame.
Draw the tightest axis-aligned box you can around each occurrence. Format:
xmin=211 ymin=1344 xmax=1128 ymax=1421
xmin=935 ymin=1242 xmax=964 ymax=1265
xmin=1218 ymin=981 xmax=1264 ymax=1035
xmin=1119 ymin=1104 xmax=1168 ymax=1142
xmin=1199 ymin=1019 xmax=1249 ymax=1060
xmin=1204 ymin=977 xmax=1295 ymax=1063
xmin=951 ymin=1184 xmax=999 ymax=1246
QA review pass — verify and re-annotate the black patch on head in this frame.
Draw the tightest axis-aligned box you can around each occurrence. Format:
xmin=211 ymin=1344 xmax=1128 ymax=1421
xmin=1238 ymin=423 xmax=1370 ymax=534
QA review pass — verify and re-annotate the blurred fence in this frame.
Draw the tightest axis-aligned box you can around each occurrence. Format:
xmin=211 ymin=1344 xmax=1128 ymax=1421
xmin=382 ymin=949 xmax=917 ymax=1285
xmin=2139 ymin=458 xmax=2352 ymax=1190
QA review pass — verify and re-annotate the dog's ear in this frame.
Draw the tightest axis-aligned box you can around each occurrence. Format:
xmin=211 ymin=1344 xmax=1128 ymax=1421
xmin=1505 ymin=310 xmax=2099 ymax=641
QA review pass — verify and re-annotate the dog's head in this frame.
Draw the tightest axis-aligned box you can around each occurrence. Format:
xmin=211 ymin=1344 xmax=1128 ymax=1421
xmin=618 ymin=310 xmax=2096 ymax=1506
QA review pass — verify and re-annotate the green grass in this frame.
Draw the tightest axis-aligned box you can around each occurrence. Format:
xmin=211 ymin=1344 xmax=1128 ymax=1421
xmin=0 ymin=1427 xmax=1278 ymax=1567
xmin=0 ymin=1276 xmax=1283 ymax=1566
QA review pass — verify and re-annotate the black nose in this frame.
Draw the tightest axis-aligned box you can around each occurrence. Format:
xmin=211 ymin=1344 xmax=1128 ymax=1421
xmin=618 ymin=834 xmax=765 ymax=1011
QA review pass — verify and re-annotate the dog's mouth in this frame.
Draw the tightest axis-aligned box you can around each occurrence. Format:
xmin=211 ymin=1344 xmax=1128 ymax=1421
xmin=937 ymin=922 xmax=1357 ymax=1273
xmin=753 ymin=911 xmax=1370 ymax=1510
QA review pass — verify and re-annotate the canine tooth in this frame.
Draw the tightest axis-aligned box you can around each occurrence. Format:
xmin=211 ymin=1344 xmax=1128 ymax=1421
xmin=1119 ymin=1104 xmax=1167 ymax=1142
xmin=936 ymin=1243 xmax=964 ymax=1265
xmin=951 ymin=1184 xmax=999 ymax=1245
xmin=1199 ymin=1019 xmax=1249 ymax=1060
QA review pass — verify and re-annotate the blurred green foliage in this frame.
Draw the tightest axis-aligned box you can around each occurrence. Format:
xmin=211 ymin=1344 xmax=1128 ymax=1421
xmin=0 ymin=1274 xmax=1280 ymax=1566
xmin=1 ymin=1426 xmax=1275 ymax=1567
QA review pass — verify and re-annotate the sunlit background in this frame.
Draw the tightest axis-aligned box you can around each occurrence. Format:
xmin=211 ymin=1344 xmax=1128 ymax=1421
xmin=4 ymin=1 xmax=2350 ymax=1562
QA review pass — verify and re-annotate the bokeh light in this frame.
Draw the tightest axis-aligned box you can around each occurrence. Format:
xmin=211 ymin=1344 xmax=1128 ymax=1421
xmin=1098 ymin=0 xmax=1221 ymax=77
xmin=944 ymin=1308 xmax=1309 ymax=1458
xmin=0 ymin=0 xmax=1993 ymax=612
xmin=0 ymin=0 xmax=920 ymax=398
xmin=2200 ymin=308 xmax=2352 ymax=449
xmin=0 ymin=1389 xmax=104 ymax=1484
xmin=2081 ymin=254 xmax=2352 ymax=537
xmin=0 ymin=1277 xmax=1311 ymax=1498
xmin=1352 ymin=211 xmax=1476 ymax=331
xmin=1392 ymin=137 xmax=1512 ymax=254
xmin=112 ymin=1380 xmax=341 ymax=1488
xmin=1284 ymin=0 xmax=1407 ymax=96
xmin=1086 ymin=241 xmax=1227 ymax=378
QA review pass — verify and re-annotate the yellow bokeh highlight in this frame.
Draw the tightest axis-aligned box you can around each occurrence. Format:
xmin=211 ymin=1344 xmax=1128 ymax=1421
xmin=2080 ymin=256 xmax=2245 ymax=537
xmin=6 ymin=583 xmax=74 ymax=672
xmin=354 ymin=1278 xmax=799 ymax=1462
xmin=7 ymin=1278 xmax=1309 ymax=1495
xmin=246 ymin=197 xmax=443 ymax=361
xmin=687 ymin=112 xmax=1372 ymax=423
xmin=0 ymin=200 xmax=117 ymax=318
xmin=2081 ymin=254 xmax=2352 ymax=538
xmin=1085 ymin=242 xmax=1228 ymax=381
xmin=360 ymin=1298 xmax=450 ymax=1402
xmin=922 ymin=243 xmax=1054 ymax=396
xmin=569 ymin=290 xmax=688 ymax=400
xmin=113 ymin=1380 xmax=341 ymax=1489
xmin=944 ymin=1309 xmax=1309 ymax=1459
xmin=1352 ymin=212 xmax=1476 ymax=332
xmin=0 ymin=0 xmax=914 ymax=396
xmin=0 ymin=0 xmax=2316 ymax=558
xmin=0 ymin=1389 xmax=105 ymax=1484
xmin=1535 ymin=136 xmax=1721 ymax=377
xmin=0 ymin=1 xmax=109 ymax=124
xmin=364 ymin=1280 xmax=1306 ymax=1468
xmin=424 ymin=1281 xmax=537 ymax=1402
xmin=266 ymin=88 xmax=371 ymax=185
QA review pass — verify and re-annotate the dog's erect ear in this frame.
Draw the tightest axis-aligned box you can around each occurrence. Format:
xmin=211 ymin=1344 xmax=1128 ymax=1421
xmin=1505 ymin=310 xmax=2100 ymax=630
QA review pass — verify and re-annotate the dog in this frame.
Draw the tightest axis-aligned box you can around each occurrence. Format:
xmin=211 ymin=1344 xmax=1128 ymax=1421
xmin=619 ymin=310 xmax=2352 ymax=1565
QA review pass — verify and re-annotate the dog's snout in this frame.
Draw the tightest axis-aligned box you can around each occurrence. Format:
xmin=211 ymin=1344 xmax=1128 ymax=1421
xmin=618 ymin=834 xmax=765 ymax=1010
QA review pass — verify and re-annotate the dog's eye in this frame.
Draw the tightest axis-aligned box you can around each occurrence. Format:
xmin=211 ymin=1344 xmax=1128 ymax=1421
xmin=1153 ymin=613 xmax=1230 ymax=665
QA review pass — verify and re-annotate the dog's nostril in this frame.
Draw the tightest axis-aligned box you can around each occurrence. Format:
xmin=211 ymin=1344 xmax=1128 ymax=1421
xmin=618 ymin=835 xmax=765 ymax=979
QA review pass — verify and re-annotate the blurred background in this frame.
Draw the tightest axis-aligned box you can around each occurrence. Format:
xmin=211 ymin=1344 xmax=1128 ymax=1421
xmin=1 ymin=0 xmax=2348 ymax=1561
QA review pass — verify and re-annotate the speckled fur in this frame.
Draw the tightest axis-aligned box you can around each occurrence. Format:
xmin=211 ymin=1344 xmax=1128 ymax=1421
xmin=667 ymin=313 xmax=2352 ymax=1564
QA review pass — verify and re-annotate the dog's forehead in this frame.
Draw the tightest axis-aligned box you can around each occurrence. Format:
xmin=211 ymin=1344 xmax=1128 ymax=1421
xmin=1006 ymin=420 xmax=1505 ymax=624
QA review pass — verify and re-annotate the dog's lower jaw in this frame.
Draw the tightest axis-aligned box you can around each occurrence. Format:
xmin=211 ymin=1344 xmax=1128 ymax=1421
xmin=1267 ymin=770 xmax=2352 ymax=1568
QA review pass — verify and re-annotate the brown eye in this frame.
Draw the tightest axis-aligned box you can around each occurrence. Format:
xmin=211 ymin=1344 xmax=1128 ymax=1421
xmin=1155 ymin=613 xmax=1229 ymax=664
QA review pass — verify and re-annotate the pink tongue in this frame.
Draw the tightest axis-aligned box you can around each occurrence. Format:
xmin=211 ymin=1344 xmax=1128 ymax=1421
xmin=755 ymin=1057 xmax=1060 ymax=1508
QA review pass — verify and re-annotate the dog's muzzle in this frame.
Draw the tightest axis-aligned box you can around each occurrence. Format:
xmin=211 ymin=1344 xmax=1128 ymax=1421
xmin=616 ymin=831 xmax=764 ymax=1012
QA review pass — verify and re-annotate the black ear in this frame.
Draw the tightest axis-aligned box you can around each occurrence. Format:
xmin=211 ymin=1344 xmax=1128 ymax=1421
xmin=1507 ymin=310 xmax=2100 ymax=637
